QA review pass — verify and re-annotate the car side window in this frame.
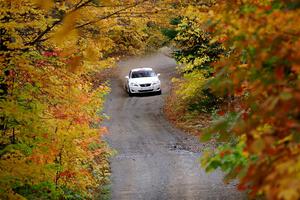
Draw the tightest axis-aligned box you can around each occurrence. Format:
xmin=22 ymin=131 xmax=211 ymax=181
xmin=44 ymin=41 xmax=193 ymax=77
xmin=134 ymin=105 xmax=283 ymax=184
xmin=129 ymin=71 xmax=132 ymax=78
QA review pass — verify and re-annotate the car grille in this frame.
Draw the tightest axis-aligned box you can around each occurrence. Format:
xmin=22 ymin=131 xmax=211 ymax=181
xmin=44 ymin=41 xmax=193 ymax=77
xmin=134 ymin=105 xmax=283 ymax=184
xmin=138 ymin=89 xmax=153 ymax=92
xmin=140 ymin=83 xmax=151 ymax=87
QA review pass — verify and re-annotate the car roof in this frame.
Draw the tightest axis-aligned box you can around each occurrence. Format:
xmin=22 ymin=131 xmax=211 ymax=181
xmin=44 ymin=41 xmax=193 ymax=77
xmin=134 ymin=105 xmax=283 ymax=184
xmin=131 ymin=67 xmax=153 ymax=72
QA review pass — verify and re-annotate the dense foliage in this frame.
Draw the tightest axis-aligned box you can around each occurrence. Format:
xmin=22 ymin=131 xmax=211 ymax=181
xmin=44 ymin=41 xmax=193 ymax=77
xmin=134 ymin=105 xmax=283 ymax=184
xmin=164 ymin=14 xmax=225 ymax=130
xmin=173 ymin=16 xmax=225 ymax=114
xmin=202 ymin=1 xmax=300 ymax=199
xmin=168 ymin=0 xmax=300 ymax=199
xmin=0 ymin=0 xmax=116 ymax=198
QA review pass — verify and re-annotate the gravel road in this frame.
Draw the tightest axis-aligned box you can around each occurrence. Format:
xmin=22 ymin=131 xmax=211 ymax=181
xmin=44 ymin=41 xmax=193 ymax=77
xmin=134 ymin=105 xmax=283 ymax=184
xmin=103 ymin=50 xmax=244 ymax=200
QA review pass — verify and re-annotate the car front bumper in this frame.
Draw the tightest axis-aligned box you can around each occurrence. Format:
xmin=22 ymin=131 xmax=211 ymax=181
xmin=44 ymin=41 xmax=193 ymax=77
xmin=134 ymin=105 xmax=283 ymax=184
xmin=129 ymin=85 xmax=161 ymax=93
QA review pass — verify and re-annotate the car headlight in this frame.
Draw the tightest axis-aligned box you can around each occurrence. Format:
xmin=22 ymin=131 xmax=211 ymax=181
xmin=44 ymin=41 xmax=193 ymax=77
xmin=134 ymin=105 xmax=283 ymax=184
xmin=153 ymin=81 xmax=160 ymax=85
xmin=130 ymin=82 xmax=139 ymax=87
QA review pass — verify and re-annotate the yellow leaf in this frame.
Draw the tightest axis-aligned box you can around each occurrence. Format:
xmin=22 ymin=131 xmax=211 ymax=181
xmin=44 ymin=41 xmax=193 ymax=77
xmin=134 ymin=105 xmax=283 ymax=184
xmin=278 ymin=188 xmax=299 ymax=200
xmin=53 ymin=12 xmax=79 ymax=42
xmin=85 ymin=47 xmax=99 ymax=62
xmin=33 ymin=0 xmax=53 ymax=10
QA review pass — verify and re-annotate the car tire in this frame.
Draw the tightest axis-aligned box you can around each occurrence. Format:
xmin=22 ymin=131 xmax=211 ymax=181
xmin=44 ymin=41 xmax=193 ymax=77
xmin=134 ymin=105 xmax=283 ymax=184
xmin=157 ymin=90 xmax=162 ymax=95
xmin=127 ymin=86 xmax=134 ymax=97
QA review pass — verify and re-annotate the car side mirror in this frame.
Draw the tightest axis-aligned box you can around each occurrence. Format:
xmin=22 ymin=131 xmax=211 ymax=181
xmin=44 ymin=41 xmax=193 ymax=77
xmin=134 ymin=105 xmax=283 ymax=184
xmin=157 ymin=73 xmax=160 ymax=77
xmin=125 ymin=76 xmax=129 ymax=79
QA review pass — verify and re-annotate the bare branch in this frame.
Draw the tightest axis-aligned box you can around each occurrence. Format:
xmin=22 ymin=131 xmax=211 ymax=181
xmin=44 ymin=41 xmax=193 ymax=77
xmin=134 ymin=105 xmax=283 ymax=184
xmin=75 ymin=0 xmax=150 ymax=29
xmin=26 ymin=0 xmax=93 ymax=46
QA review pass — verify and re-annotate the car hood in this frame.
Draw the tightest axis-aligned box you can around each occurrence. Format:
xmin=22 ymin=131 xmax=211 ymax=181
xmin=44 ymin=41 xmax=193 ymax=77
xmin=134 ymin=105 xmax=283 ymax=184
xmin=129 ymin=77 xmax=160 ymax=84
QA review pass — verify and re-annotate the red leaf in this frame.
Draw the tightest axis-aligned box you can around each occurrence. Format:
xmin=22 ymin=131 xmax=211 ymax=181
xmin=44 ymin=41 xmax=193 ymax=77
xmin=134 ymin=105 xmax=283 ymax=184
xmin=237 ymin=183 xmax=247 ymax=191
xmin=275 ymin=67 xmax=284 ymax=80
xmin=262 ymin=5 xmax=272 ymax=11
xmin=218 ymin=110 xmax=225 ymax=116
xmin=242 ymin=112 xmax=248 ymax=120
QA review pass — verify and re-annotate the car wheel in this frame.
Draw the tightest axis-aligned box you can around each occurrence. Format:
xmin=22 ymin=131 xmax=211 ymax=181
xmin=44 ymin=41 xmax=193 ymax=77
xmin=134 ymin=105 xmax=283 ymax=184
xmin=157 ymin=90 xmax=162 ymax=95
xmin=127 ymin=86 xmax=134 ymax=97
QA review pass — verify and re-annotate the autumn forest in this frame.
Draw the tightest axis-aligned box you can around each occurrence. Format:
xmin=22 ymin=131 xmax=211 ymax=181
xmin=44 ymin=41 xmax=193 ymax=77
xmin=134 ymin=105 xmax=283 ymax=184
xmin=1 ymin=0 xmax=300 ymax=199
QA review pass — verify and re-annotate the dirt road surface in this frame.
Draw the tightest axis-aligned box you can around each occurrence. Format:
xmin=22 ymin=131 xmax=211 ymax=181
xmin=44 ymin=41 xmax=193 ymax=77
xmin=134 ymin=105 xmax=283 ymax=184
xmin=103 ymin=50 xmax=244 ymax=200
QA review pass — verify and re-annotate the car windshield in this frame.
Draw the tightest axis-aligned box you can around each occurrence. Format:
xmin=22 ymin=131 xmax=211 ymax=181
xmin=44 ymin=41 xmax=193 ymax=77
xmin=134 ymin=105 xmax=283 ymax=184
xmin=131 ymin=70 xmax=156 ymax=78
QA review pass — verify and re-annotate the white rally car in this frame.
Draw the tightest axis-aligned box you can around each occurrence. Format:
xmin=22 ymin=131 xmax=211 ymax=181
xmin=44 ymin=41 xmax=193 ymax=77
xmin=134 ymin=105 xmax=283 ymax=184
xmin=125 ymin=68 xmax=161 ymax=96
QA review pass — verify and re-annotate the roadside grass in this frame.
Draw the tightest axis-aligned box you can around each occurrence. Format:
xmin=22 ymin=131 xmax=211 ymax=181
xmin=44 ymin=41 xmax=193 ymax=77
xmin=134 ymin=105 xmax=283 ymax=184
xmin=99 ymin=184 xmax=111 ymax=200
xmin=164 ymin=81 xmax=212 ymax=136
